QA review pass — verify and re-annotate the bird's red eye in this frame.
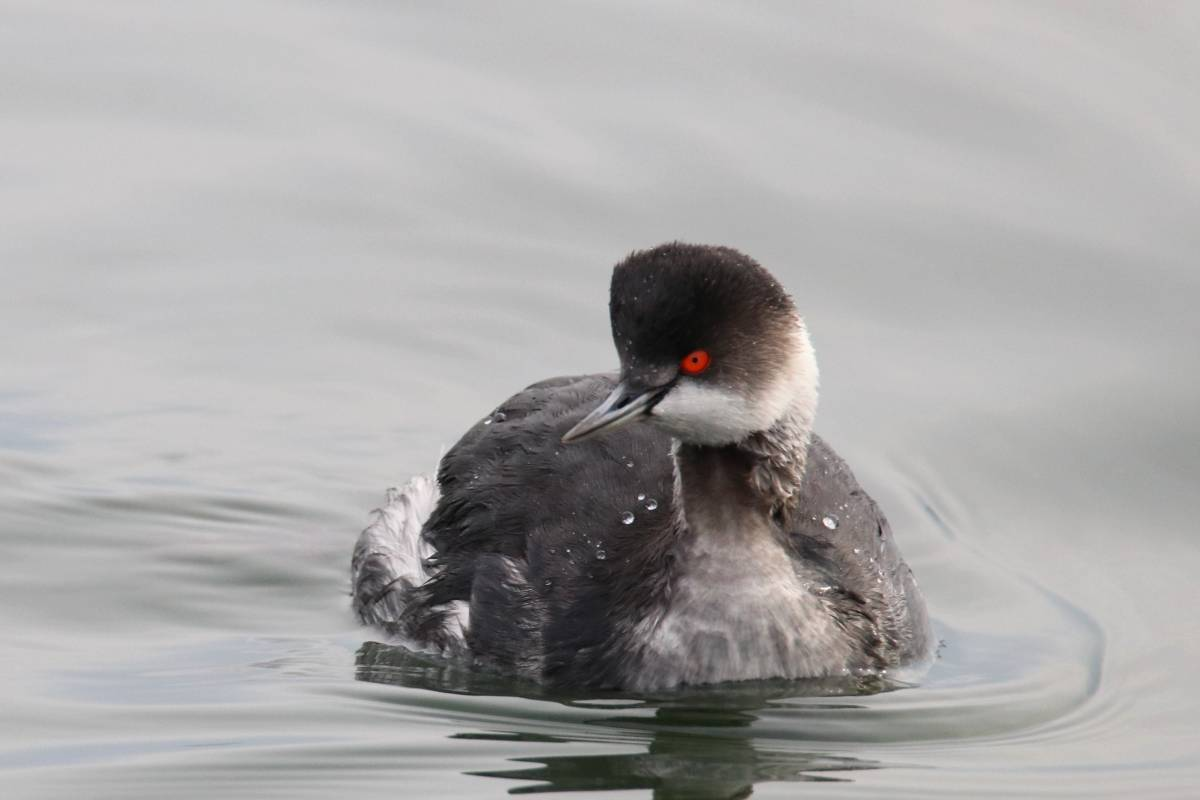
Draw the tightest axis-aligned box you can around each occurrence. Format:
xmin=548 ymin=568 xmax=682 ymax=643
xmin=680 ymin=349 xmax=711 ymax=375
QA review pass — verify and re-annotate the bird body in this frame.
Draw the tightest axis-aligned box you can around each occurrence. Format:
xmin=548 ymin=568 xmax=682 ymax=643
xmin=352 ymin=244 xmax=932 ymax=691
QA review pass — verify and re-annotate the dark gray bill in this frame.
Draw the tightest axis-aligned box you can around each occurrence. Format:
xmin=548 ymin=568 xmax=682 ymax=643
xmin=561 ymin=381 xmax=665 ymax=444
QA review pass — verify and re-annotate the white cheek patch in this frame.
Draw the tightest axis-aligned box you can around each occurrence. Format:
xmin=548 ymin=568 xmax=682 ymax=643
xmin=649 ymin=321 xmax=820 ymax=445
xmin=651 ymin=382 xmax=775 ymax=445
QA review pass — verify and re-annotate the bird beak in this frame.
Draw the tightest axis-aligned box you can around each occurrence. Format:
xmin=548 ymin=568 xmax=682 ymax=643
xmin=561 ymin=380 xmax=667 ymax=444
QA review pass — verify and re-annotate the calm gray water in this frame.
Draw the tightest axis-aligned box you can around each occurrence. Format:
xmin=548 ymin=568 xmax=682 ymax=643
xmin=3 ymin=2 xmax=1199 ymax=797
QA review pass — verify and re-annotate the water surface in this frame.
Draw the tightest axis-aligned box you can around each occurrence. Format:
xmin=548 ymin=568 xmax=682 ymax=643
xmin=3 ymin=2 xmax=1199 ymax=797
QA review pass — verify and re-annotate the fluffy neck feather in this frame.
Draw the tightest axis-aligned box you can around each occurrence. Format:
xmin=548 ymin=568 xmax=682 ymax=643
xmin=741 ymin=399 xmax=815 ymax=517
xmin=671 ymin=399 xmax=816 ymax=534
xmin=746 ymin=318 xmax=820 ymax=517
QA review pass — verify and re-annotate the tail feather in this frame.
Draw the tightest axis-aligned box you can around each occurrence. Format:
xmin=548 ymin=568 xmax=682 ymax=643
xmin=352 ymin=475 xmax=440 ymax=629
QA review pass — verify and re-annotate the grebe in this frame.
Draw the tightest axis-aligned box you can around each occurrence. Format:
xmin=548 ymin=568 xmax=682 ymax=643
xmin=352 ymin=243 xmax=932 ymax=690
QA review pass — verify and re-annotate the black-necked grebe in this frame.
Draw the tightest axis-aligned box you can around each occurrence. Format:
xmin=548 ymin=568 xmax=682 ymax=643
xmin=352 ymin=243 xmax=932 ymax=690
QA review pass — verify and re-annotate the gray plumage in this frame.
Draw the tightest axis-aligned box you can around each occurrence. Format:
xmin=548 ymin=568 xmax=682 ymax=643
xmin=352 ymin=243 xmax=932 ymax=691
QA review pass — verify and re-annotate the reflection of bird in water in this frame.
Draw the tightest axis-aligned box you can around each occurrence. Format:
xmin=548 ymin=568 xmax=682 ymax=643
xmin=355 ymin=642 xmax=886 ymax=798
xmin=353 ymin=243 xmax=931 ymax=690
xmin=467 ymin=720 xmax=881 ymax=799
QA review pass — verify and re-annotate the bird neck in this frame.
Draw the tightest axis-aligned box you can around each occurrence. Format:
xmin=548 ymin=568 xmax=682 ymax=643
xmin=671 ymin=400 xmax=814 ymax=531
